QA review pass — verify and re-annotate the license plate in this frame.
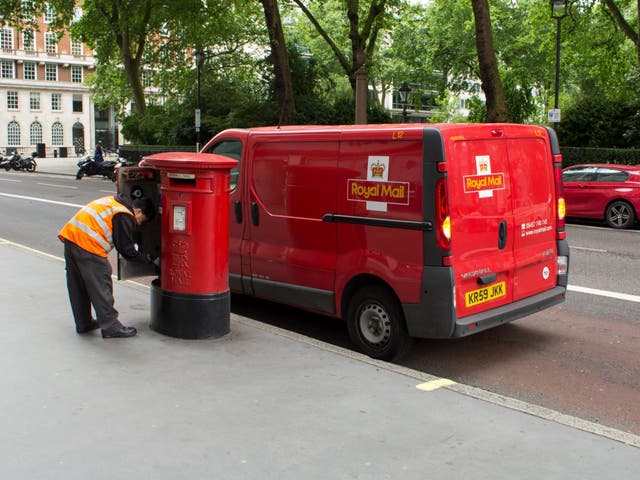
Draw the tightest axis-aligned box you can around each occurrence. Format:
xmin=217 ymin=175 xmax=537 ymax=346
xmin=465 ymin=281 xmax=506 ymax=308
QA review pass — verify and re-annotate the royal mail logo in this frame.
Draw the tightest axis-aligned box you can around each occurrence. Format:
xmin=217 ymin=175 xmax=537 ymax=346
xmin=463 ymin=173 xmax=505 ymax=193
xmin=371 ymin=160 xmax=385 ymax=178
xmin=348 ymin=179 xmax=410 ymax=205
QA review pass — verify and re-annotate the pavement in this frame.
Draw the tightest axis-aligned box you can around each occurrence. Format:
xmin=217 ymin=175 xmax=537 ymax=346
xmin=35 ymin=155 xmax=107 ymax=176
xmin=2 ymin=158 xmax=639 ymax=478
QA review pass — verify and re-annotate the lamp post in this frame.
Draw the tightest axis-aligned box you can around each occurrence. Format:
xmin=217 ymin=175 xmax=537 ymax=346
xmin=550 ymin=0 xmax=568 ymax=128
xmin=399 ymin=82 xmax=411 ymax=123
xmin=193 ymin=49 xmax=204 ymax=151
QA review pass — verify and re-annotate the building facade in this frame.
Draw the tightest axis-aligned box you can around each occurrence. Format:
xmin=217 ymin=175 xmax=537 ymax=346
xmin=0 ymin=9 xmax=110 ymax=158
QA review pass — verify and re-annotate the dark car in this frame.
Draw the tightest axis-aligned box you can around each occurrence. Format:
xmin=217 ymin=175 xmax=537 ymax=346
xmin=562 ymin=164 xmax=640 ymax=229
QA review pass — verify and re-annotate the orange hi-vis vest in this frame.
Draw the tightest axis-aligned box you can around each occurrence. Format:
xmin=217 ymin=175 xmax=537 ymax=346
xmin=58 ymin=196 xmax=134 ymax=257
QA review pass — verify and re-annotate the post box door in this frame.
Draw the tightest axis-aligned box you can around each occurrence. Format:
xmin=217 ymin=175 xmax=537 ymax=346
xmin=115 ymin=166 xmax=162 ymax=281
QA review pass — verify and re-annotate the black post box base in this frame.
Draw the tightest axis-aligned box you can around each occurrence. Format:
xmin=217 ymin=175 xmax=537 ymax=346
xmin=150 ymin=279 xmax=230 ymax=339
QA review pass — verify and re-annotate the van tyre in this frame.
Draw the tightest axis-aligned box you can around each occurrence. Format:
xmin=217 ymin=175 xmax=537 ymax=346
xmin=605 ymin=200 xmax=635 ymax=229
xmin=346 ymin=286 xmax=412 ymax=361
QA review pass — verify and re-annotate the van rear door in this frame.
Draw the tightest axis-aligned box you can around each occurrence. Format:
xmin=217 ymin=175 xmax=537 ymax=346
xmin=505 ymin=126 xmax=559 ymax=300
xmin=445 ymin=126 xmax=514 ymax=318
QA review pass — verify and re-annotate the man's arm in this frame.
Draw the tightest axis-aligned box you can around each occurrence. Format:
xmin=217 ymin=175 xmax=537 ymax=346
xmin=112 ymin=213 xmax=148 ymax=262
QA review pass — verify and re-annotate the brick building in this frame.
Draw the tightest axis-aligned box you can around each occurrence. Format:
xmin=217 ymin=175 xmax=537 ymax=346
xmin=0 ymin=8 xmax=117 ymax=158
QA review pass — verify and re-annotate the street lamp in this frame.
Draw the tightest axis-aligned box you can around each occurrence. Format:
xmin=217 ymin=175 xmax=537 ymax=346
xmin=399 ymin=82 xmax=411 ymax=123
xmin=193 ymin=49 xmax=204 ymax=151
xmin=550 ymin=0 xmax=568 ymax=128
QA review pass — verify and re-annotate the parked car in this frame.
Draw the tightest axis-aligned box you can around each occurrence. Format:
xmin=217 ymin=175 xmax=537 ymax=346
xmin=562 ymin=164 xmax=640 ymax=229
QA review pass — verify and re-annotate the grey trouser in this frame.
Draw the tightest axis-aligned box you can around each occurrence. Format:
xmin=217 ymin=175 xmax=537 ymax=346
xmin=63 ymin=241 xmax=121 ymax=332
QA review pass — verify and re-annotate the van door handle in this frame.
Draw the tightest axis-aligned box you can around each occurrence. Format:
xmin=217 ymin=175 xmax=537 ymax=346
xmin=251 ymin=202 xmax=259 ymax=226
xmin=498 ymin=220 xmax=507 ymax=250
xmin=478 ymin=273 xmax=497 ymax=285
xmin=234 ymin=200 xmax=242 ymax=224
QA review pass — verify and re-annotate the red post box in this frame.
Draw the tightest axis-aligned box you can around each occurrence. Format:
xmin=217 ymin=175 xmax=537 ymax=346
xmin=141 ymin=152 xmax=238 ymax=339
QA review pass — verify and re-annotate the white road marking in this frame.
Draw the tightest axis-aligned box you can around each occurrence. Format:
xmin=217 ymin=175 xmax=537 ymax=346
xmin=0 ymin=177 xmax=21 ymax=182
xmin=568 ymin=285 xmax=640 ymax=303
xmin=37 ymin=182 xmax=78 ymax=189
xmin=571 ymin=246 xmax=608 ymax=253
xmin=0 ymin=191 xmax=83 ymax=208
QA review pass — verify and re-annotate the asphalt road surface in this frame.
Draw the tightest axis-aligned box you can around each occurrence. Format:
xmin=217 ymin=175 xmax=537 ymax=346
xmin=1 ymin=170 xmax=639 ymax=436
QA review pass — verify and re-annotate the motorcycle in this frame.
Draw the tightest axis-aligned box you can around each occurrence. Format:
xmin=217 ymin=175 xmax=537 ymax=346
xmin=16 ymin=152 xmax=38 ymax=172
xmin=111 ymin=157 xmax=138 ymax=182
xmin=76 ymin=155 xmax=118 ymax=180
xmin=1 ymin=151 xmax=22 ymax=171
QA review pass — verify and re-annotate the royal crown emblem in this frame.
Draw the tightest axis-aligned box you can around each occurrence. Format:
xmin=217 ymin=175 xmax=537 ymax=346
xmin=371 ymin=160 xmax=385 ymax=178
xmin=478 ymin=161 xmax=489 ymax=172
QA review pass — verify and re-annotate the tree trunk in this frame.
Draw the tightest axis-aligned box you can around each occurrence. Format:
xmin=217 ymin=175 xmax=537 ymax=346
xmin=471 ymin=0 xmax=508 ymax=122
xmin=602 ymin=0 xmax=640 ymax=66
xmin=260 ymin=0 xmax=296 ymax=125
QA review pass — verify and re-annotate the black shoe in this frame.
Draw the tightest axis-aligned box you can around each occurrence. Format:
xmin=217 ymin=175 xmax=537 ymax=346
xmin=76 ymin=320 xmax=100 ymax=334
xmin=102 ymin=326 xmax=137 ymax=338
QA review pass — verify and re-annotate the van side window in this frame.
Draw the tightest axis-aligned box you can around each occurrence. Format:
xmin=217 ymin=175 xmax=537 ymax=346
xmin=204 ymin=139 xmax=242 ymax=190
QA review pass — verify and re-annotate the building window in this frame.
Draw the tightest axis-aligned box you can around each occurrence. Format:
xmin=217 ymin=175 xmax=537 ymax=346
xmin=45 ymin=32 xmax=57 ymax=54
xmin=30 ymin=121 xmax=43 ymax=145
xmin=23 ymin=29 xmax=35 ymax=51
xmin=8 ymin=121 xmax=21 ymax=146
xmin=71 ymin=39 xmax=83 ymax=56
xmin=7 ymin=91 xmax=18 ymax=109
xmin=24 ymin=62 xmax=36 ymax=80
xmin=45 ymin=63 xmax=57 ymax=81
xmin=1 ymin=60 xmax=15 ymax=78
xmin=43 ymin=3 xmax=55 ymax=24
xmin=30 ymin=92 xmax=40 ymax=110
xmin=1 ymin=28 xmax=14 ymax=51
xmin=51 ymin=93 xmax=62 ymax=111
xmin=72 ymin=94 xmax=83 ymax=113
xmin=51 ymin=122 xmax=64 ymax=145
xmin=71 ymin=65 xmax=83 ymax=83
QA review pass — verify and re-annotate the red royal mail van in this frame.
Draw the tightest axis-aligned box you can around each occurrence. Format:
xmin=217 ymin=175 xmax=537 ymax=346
xmin=120 ymin=123 xmax=569 ymax=360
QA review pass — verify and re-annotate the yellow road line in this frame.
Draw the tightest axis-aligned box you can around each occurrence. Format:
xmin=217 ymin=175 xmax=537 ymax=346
xmin=416 ymin=378 xmax=457 ymax=392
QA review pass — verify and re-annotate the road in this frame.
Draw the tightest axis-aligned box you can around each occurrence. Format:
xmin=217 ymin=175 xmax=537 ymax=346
xmin=1 ymin=170 xmax=639 ymax=436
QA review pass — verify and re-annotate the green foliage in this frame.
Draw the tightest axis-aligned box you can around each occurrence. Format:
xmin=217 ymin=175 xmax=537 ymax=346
xmin=556 ymin=96 xmax=640 ymax=148
xmin=561 ymin=147 xmax=640 ymax=167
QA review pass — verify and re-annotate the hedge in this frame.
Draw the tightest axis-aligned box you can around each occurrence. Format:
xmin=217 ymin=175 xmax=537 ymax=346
xmin=561 ymin=147 xmax=640 ymax=167
xmin=118 ymin=144 xmax=197 ymax=163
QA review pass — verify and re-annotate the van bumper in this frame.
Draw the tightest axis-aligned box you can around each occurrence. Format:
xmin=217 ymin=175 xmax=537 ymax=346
xmin=452 ymin=286 xmax=566 ymax=337
xmin=402 ymin=266 xmax=567 ymax=339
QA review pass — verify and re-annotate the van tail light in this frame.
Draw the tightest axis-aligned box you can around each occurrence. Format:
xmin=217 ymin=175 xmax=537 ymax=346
xmin=553 ymin=155 xmax=566 ymax=240
xmin=435 ymin=178 xmax=451 ymax=251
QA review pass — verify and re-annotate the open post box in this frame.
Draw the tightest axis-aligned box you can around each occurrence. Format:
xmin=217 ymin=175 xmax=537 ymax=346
xmin=117 ymin=152 xmax=237 ymax=339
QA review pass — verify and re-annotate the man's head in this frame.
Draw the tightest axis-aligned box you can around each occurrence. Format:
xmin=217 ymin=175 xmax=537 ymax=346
xmin=132 ymin=197 xmax=156 ymax=225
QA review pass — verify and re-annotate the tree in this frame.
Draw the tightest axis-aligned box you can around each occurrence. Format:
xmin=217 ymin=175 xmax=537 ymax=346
xmin=293 ymin=0 xmax=387 ymax=91
xmin=470 ymin=0 xmax=508 ymax=122
xmin=602 ymin=0 xmax=640 ymax=65
xmin=260 ymin=0 xmax=296 ymax=125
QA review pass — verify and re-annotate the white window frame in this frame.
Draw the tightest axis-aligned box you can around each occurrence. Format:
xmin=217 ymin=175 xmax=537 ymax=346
xmin=71 ymin=65 xmax=83 ymax=83
xmin=45 ymin=63 xmax=58 ymax=81
xmin=8 ymin=121 xmax=21 ymax=146
xmin=7 ymin=91 xmax=19 ymax=110
xmin=1 ymin=28 xmax=14 ymax=51
xmin=51 ymin=92 xmax=62 ymax=111
xmin=43 ymin=3 xmax=55 ymax=24
xmin=1 ymin=60 xmax=15 ymax=79
xmin=30 ymin=92 xmax=41 ymax=110
xmin=22 ymin=29 xmax=35 ymax=51
xmin=30 ymin=121 xmax=43 ymax=145
xmin=45 ymin=31 xmax=57 ymax=55
xmin=71 ymin=39 xmax=83 ymax=56
xmin=24 ymin=61 xmax=36 ymax=80
xmin=51 ymin=122 xmax=64 ymax=146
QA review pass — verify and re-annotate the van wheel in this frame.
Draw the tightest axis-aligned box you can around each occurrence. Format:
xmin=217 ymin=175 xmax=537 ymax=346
xmin=346 ymin=286 xmax=412 ymax=361
xmin=605 ymin=200 xmax=635 ymax=229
